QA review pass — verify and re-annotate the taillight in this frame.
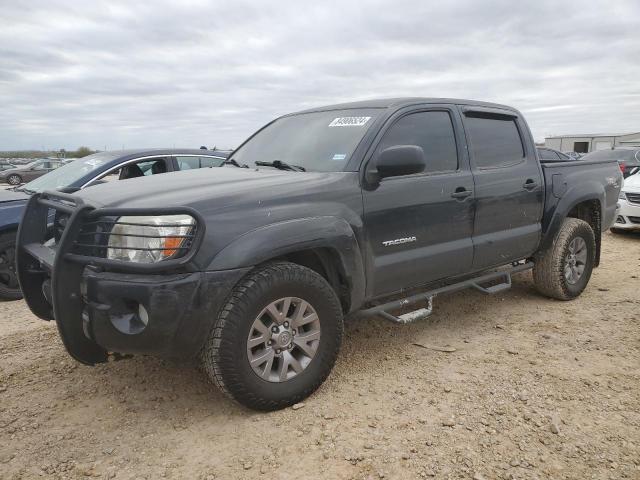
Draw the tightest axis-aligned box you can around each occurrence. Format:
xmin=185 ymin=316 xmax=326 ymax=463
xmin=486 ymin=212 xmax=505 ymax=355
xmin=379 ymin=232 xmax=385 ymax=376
xmin=619 ymin=162 xmax=626 ymax=173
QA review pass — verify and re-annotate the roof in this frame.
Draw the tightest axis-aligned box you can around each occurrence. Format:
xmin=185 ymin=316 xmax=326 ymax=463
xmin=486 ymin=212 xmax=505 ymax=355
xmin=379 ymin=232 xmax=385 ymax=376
xmin=545 ymin=132 xmax=640 ymax=139
xmin=105 ymin=148 xmax=230 ymax=159
xmin=293 ymin=97 xmax=517 ymax=114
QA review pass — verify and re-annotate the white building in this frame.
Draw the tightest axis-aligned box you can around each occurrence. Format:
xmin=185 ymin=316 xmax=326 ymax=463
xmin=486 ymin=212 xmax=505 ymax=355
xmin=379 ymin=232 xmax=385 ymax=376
xmin=544 ymin=132 xmax=640 ymax=153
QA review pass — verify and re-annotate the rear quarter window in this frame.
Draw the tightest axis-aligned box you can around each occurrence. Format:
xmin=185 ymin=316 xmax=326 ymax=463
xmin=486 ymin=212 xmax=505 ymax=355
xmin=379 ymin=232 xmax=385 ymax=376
xmin=464 ymin=113 xmax=525 ymax=169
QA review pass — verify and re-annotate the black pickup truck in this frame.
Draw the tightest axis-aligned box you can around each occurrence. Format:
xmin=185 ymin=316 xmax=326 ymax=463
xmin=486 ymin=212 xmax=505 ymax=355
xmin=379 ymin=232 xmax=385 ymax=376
xmin=17 ymin=98 xmax=622 ymax=411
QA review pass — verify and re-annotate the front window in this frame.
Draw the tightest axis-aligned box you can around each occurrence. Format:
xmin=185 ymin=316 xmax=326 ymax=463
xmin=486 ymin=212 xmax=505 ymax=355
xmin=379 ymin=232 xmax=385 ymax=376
xmin=230 ymin=108 xmax=380 ymax=172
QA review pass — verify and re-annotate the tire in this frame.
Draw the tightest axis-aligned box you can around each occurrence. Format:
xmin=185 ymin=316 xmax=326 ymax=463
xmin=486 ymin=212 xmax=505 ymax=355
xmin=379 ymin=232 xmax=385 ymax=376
xmin=533 ymin=218 xmax=596 ymax=300
xmin=201 ymin=261 xmax=343 ymax=411
xmin=0 ymin=232 xmax=23 ymax=300
xmin=610 ymin=228 xmax=625 ymax=234
xmin=6 ymin=174 xmax=22 ymax=186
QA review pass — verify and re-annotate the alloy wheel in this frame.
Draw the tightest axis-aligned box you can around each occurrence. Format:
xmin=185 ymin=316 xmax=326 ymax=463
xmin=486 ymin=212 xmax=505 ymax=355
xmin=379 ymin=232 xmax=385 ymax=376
xmin=246 ymin=297 xmax=321 ymax=382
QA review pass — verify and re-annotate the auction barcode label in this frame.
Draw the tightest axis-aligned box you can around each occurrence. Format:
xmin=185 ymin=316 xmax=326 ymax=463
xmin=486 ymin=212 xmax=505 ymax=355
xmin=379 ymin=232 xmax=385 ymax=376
xmin=328 ymin=116 xmax=371 ymax=127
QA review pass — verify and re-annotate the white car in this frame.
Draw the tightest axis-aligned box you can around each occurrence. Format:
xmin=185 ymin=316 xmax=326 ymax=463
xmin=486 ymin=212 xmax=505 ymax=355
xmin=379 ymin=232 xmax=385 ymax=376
xmin=613 ymin=170 xmax=640 ymax=232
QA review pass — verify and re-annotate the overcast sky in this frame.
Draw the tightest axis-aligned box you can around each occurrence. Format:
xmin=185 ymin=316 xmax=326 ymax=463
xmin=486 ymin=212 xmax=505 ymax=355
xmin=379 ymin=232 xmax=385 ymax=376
xmin=1 ymin=0 xmax=639 ymax=151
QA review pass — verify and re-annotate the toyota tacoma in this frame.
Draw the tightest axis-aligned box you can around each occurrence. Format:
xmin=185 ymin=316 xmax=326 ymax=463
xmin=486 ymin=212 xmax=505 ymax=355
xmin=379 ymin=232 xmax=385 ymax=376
xmin=17 ymin=98 xmax=622 ymax=411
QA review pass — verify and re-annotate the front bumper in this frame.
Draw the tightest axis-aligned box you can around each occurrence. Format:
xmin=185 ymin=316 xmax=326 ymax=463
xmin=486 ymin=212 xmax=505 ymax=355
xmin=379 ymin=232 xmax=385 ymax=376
xmin=613 ymin=197 xmax=640 ymax=230
xmin=79 ymin=267 xmax=249 ymax=360
xmin=17 ymin=191 xmax=250 ymax=364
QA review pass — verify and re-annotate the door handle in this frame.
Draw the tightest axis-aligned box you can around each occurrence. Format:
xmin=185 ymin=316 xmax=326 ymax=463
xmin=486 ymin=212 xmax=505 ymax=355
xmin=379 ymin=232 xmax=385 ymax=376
xmin=523 ymin=179 xmax=538 ymax=190
xmin=451 ymin=188 xmax=472 ymax=199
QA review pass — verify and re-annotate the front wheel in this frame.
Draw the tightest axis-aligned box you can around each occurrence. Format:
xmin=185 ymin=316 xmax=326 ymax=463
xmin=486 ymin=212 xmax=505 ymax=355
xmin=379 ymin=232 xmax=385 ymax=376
xmin=533 ymin=218 xmax=596 ymax=300
xmin=201 ymin=261 xmax=343 ymax=411
xmin=6 ymin=174 xmax=22 ymax=186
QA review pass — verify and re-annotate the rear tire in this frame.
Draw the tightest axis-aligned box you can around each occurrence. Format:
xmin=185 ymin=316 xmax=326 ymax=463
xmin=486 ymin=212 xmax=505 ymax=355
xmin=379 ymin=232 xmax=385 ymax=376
xmin=533 ymin=218 xmax=596 ymax=300
xmin=201 ymin=261 xmax=343 ymax=411
xmin=7 ymin=174 xmax=22 ymax=186
xmin=0 ymin=232 xmax=23 ymax=300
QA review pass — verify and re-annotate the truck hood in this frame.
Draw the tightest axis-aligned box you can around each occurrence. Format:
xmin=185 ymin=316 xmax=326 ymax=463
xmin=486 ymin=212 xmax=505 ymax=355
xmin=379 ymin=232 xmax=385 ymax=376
xmin=0 ymin=188 xmax=30 ymax=204
xmin=69 ymin=166 xmax=346 ymax=210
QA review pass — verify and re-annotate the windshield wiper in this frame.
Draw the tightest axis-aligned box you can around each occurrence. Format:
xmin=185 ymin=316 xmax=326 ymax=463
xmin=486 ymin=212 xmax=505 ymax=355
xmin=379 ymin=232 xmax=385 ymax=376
xmin=254 ymin=160 xmax=306 ymax=172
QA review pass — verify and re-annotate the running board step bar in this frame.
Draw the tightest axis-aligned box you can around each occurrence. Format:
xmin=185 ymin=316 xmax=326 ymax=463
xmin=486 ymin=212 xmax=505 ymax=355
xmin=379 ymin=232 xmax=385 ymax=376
xmin=359 ymin=262 xmax=533 ymax=324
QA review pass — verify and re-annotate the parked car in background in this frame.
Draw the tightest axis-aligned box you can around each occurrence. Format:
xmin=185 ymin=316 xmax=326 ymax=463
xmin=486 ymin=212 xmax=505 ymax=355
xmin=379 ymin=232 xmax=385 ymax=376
xmin=0 ymin=163 xmax=17 ymax=172
xmin=17 ymin=98 xmax=621 ymax=410
xmin=537 ymin=147 xmax=572 ymax=161
xmin=0 ymin=148 xmax=229 ymax=300
xmin=563 ymin=151 xmax=583 ymax=160
xmin=612 ymin=170 xmax=640 ymax=232
xmin=0 ymin=158 xmax=65 ymax=185
xmin=581 ymin=148 xmax=640 ymax=178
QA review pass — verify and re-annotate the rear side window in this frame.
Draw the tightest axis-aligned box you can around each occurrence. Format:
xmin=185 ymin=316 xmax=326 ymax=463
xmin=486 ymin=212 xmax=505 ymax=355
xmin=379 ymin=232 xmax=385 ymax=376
xmin=377 ymin=111 xmax=458 ymax=173
xmin=464 ymin=113 xmax=525 ymax=168
xmin=176 ymin=156 xmax=225 ymax=170
xmin=200 ymin=156 xmax=225 ymax=168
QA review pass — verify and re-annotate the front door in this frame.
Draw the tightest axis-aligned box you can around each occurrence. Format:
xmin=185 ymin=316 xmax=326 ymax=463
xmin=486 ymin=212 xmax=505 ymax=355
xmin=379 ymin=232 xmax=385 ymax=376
xmin=362 ymin=107 xmax=475 ymax=297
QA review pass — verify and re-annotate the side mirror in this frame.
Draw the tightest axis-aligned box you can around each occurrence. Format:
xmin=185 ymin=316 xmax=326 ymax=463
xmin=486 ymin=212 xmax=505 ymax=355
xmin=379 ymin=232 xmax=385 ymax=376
xmin=375 ymin=145 xmax=426 ymax=179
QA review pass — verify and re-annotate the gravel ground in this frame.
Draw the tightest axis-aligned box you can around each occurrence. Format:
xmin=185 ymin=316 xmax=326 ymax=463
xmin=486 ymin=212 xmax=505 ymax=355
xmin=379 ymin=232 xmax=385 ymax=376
xmin=1 ymin=232 xmax=639 ymax=480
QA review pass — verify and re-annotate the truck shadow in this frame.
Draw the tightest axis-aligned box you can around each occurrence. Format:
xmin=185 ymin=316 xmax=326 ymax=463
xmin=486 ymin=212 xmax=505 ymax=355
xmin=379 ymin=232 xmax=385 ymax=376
xmin=58 ymin=272 xmax=542 ymax=421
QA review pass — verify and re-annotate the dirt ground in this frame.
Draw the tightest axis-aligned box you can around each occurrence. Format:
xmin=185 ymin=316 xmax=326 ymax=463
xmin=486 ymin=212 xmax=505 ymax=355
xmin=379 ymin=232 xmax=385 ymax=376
xmin=1 ymin=232 xmax=639 ymax=480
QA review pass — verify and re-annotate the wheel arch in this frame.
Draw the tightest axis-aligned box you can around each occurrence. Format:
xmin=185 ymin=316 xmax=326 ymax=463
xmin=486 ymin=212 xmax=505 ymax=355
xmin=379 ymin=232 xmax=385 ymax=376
xmin=540 ymin=183 xmax=604 ymax=267
xmin=206 ymin=217 xmax=366 ymax=313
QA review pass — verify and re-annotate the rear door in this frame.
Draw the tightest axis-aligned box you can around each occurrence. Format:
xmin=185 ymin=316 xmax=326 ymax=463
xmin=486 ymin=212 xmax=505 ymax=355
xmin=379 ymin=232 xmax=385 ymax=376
xmin=362 ymin=106 xmax=475 ymax=296
xmin=461 ymin=107 xmax=543 ymax=269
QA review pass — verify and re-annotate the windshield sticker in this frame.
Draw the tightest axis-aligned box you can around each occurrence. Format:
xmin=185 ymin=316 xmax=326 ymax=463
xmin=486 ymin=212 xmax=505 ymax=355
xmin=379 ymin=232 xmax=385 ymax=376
xmin=332 ymin=154 xmax=347 ymax=161
xmin=328 ymin=116 xmax=371 ymax=127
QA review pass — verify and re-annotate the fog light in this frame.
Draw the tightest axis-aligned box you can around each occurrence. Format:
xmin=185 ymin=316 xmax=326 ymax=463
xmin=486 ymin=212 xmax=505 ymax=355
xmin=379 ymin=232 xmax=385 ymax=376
xmin=109 ymin=300 xmax=148 ymax=335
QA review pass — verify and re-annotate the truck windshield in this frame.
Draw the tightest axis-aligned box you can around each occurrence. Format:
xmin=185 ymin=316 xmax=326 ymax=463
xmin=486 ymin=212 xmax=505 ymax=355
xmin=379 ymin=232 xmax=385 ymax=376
xmin=230 ymin=109 xmax=380 ymax=172
xmin=20 ymin=152 xmax=119 ymax=193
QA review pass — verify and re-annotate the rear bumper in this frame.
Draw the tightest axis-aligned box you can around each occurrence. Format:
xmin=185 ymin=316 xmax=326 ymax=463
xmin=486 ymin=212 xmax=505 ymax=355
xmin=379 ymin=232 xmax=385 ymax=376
xmin=613 ymin=199 xmax=640 ymax=230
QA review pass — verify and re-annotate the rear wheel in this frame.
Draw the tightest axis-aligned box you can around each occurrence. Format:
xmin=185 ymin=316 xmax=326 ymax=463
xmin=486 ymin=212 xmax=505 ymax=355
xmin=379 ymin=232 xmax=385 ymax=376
xmin=533 ymin=218 xmax=596 ymax=300
xmin=0 ymin=233 xmax=22 ymax=300
xmin=6 ymin=174 xmax=22 ymax=186
xmin=201 ymin=261 xmax=343 ymax=411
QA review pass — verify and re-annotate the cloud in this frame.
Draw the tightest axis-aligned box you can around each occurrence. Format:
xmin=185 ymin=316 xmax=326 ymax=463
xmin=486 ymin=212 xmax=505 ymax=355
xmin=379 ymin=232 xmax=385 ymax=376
xmin=0 ymin=0 xmax=639 ymax=150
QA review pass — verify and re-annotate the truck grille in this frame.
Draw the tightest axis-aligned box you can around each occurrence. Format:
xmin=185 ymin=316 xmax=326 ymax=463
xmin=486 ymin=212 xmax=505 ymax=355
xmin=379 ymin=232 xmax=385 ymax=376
xmin=626 ymin=192 xmax=640 ymax=205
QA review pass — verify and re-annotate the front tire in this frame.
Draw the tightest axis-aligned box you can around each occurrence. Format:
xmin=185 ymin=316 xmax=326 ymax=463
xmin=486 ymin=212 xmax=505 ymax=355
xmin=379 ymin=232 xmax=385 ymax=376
xmin=0 ymin=233 xmax=23 ymax=300
xmin=6 ymin=174 xmax=22 ymax=186
xmin=201 ymin=261 xmax=343 ymax=411
xmin=533 ymin=218 xmax=596 ymax=300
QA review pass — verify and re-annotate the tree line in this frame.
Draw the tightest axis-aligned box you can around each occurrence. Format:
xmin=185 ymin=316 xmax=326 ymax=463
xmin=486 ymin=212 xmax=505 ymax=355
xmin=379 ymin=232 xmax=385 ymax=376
xmin=0 ymin=147 xmax=97 ymax=159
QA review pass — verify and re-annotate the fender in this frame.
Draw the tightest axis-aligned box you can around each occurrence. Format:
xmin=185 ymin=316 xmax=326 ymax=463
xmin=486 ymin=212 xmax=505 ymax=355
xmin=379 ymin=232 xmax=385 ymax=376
xmin=0 ymin=200 xmax=27 ymax=234
xmin=539 ymin=179 xmax=604 ymax=254
xmin=207 ymin=216 xmax=366 ymax=312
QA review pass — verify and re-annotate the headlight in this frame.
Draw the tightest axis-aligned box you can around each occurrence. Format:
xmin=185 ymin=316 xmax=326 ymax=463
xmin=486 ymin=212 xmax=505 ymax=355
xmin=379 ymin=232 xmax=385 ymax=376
xmin=619 ymin=191 xmax=627 ymax=201
xmin=107 ymin=214 xmax=196 ymax=263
